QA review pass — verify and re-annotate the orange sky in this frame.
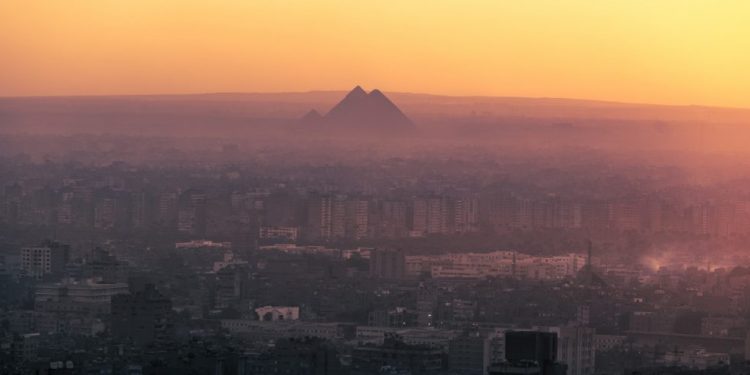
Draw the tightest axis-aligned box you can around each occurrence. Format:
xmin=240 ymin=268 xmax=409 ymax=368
xmin=1 ymin=1 xmax=749 ymax=107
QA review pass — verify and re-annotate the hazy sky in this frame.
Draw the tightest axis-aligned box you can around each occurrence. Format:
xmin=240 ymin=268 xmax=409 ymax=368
xmin=1 ymin=1 xmax=749 ymax=107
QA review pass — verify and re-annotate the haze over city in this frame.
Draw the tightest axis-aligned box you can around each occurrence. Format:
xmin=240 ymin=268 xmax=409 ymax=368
xmin=2 ymin=1 xmax=750 ymax=375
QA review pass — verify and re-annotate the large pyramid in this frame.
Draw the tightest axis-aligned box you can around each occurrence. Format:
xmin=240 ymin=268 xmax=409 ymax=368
xmin=302 ymin=86 xmax=414 ymax=131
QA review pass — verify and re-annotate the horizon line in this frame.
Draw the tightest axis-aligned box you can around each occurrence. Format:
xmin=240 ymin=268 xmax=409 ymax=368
xmin=1 ymin=89 xmax=749 ymax=112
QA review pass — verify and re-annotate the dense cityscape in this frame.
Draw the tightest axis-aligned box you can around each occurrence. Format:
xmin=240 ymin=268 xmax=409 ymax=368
xmin=3 ymin=1 xmax=750 ymax=373
xmin=3 ymin=129 xmax=750 ymax=374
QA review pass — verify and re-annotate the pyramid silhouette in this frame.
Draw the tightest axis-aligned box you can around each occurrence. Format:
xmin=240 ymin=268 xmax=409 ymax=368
xmin=301 ymin=86 xmax=414 ymax=131
xmin=301 ymin=109 xmax=323 ymax=125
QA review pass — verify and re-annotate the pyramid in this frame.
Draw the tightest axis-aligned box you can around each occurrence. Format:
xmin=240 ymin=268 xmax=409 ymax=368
xmin=325 ymin=85 xmax=370 ymax=122
xmin=300 ymin=109 xmax=323 ymax=125
xmin=300 ymin=86 xmax=414 ymax=131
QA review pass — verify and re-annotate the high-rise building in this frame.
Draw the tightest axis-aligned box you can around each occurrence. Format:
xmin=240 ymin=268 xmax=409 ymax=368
xmin=157 ymin=191 xmax=178 ymax=228
xmin=454 ymin=196 xmax=480 ymax=234
xmin=412 ymin=198 xmax=429 ymax=235
xmin=489 ymin=331 xmax=566 ymax=375
xmin=482 ymin=192 xmax=515 ymax=232
xmin=131 ymin=190 xmax=156 ymax=230
xmin=427 ymin=197 xmax=450 ymax=234
xmin=83 ymin=248 xmax=129 ymax=283
xmin=93 ymin=190 xmax=116 ymax=230
xmin=416 ymin=284 xmax=438 ymax=327
xmin=500 ymin=326 xmax=593 ymax=375
xmin=608 ymin=202 xmax=641 ymax=233
xmin=252 ymin=337 xmax=344 ymax=375
xmin=177 ymin=189 xmax=207 ymax=236
xmin=111 ymin=284 xmax=173 ymax=346
xmin=304 ymin=194 xmax=374 ymax=241
xmin=214 ymin=264 xmax=247 ymax=310
xmin=555 ymin=201 xmax=582 ymax=229
xmin=505 ymin=331 xmax=558 ymax=365
xmin=331 ymin=195 xmax=347 ymax=239
xmin=20 ymin=241 xmax=70 ymax=280
xmin=412 ymin=197 xmax=451 ymax=236
xmin=549 ymin=326 xmax=595 ymax=375
xmin=307 ymin=194 xmax=333 ymax=240
xmin=1 ymin=183 xmax=23 ymax=224
xmin=449 ymin=330 xmax=492 ymax=375
xmin=346 ymin=198 xmax=369 ymax=240
xmin=515 ymin=198 xmax=534 ymax=230
xmin=351 ymin=335 xmax=444 ymax=375
xmin=380 ymin=200 xmax=409 ymax=238
xmin=262 ymin=190 xmax=302 ymax=227
xmin=56 ymin=189 xmax=74 ymax=225
xmin=369 ymin=248 xmax=405 ymax=279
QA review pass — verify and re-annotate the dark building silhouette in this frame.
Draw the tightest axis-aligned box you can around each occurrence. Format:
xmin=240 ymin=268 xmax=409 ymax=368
xmin=505 ymin=331 xmax=558 ymax=364
xmin=248 ymin=337 xmax=343 ymax=375
xmin=351 ymin=334 xmax=444 ymax=375
xmin=369 ymin=248 xmax=405 ymax=279
xmin=177 ymin=189 xmax=207 ymax=237
xmin=489 ymin=331 xmax=567 ymax=375
xmin=110 ymin=284 xmax=173 ymax=346
xmin=449 ymin=330 xmax=491 ymax=375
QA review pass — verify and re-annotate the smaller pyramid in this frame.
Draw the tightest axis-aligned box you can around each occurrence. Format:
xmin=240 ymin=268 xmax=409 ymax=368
xmin=300 ymin=109 xmax=323 ymax=125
